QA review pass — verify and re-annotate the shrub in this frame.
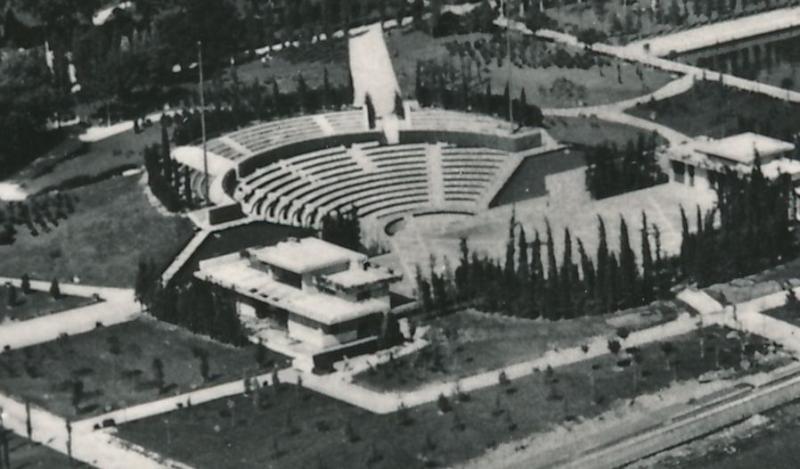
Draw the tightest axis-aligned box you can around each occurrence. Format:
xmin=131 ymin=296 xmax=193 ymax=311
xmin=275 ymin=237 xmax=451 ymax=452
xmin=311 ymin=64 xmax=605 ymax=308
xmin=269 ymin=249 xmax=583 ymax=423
xmin=607 ymin=339 xmax=622 ymax=355
xmin=498 ymin=370 xmax=510 ymax=386
xmin=436 ymin=393 xmax=452 ymax=413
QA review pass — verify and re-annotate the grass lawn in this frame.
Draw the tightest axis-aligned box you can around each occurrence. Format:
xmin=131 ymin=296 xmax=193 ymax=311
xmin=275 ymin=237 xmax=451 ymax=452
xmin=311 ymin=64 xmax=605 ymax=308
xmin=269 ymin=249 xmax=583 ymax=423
xmin=402 ymin=182 xmax=714 ymax=282
xmin=233 ymin=41 xmax=350 ymax=93
xmin=385 ymin=29 xmax=673 ymax=108
xmin=492 ymin=147 xmax=587 ymax=206
xmin=546 ymin=0 xmax=791 ymax=43
xmin=627 ymin=79 xmax=800 ymax=141
xmin=116 ymin=325 xmax=786 ymax=469
xmin=10 ymin=126 xmax=163 ymax=196
xmin=762 ymin=303 xmax=800 ymax=328
xmin=0 ymin=317 xmax=289 ymax=419
xmin=0 ymin=288 xmax=96 ymax=323
xmin=171 ymin=222 xmax=311 ymax=285
xmin=354 ymin=302 xmax=680 ymax=391
xmin=704 ymin=256 xmax=800 ymax=305
xmin=5 ymin=433 xmax=86 ymax=469
xmin=0 ymin=174 xmax=195 ymax=288
xmin=544 ymin=115 xmax=661 ymax=147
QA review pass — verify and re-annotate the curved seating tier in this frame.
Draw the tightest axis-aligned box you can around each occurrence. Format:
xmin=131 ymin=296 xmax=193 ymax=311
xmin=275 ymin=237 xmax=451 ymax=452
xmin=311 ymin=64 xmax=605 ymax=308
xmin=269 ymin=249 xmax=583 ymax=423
xmin=234 ymin=141 xmax=523 ymax=227
xmin=324 ymin=110 xmax=367 ymax=134
xmin=409 ymin=109 xmax=511 ymax=135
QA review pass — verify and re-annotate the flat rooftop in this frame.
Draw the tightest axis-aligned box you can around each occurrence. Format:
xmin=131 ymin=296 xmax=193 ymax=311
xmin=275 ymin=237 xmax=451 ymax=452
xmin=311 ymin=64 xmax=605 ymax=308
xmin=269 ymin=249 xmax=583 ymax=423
xmin=196 ymin=256 xmax=386 ymax=325
xmin=694 ymin=133 xmax=795 ymax=165
xmin=251 ymin=238 xmax=366 ymax=274
xmin=324 ymin=263 xmax=401 ymax=289
xmin=625 ymin=6 xmax=800 ymax=56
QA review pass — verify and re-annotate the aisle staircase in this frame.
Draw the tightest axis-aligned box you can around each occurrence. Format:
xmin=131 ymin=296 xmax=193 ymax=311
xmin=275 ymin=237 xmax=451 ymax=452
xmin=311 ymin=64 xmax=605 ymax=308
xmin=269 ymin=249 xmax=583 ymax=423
xmin=425 ymin=143 xmax=446 ymax=207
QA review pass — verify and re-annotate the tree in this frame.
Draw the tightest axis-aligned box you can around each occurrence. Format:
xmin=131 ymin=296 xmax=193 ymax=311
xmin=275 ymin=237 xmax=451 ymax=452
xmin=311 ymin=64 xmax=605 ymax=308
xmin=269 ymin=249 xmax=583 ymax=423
xmin=0 ymin=51 xmax=62 ymax=178
xmin=380 ymin=313 xmax=403 ymax=348
xmin=364 ymin=93 xmax=376 ymax=129
xmin=152 ymin=357 xmax=165 ymax=392
xmin=416 ymin=266 xmax=433 ymax=312
xmin=437 ymin=393 xmax=452 ymax=413
xmin=49 ymin=278 xmax=61 ymax=299
xmin=20 ymin=274 xmax=31 ymax=294
xmin=544 ymin=220 xmax=559 ymax=319
xmin=595 ymin=216 xmax=610 ymax=313
xmin=71 ymin=379 xmax=84 ymax=410
xmin=394 ymin=92 xmax=405 ymax=119
xmin=618 ymin=216 xmax=638 ymax=309
xmin=5 ymin=284 xmax=17 ymax=308
xmin=640 ymin=211 xmax=654 ymax=302
xmin=607 ymin=339 xmax=621 ymax=355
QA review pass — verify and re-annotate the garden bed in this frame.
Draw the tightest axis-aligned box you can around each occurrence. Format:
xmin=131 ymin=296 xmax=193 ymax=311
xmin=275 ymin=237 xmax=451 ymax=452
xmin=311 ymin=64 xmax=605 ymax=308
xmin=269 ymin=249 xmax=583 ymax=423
xmin=0 ymin=174 xmax=195 ymax=288
xmin=354 ymin=301 xmax=681 ymax=392
xmin=0 ymin=317 xmax=289 ymax=419
xmin=627 ymin=79 xmax=800 ymax=141
xmin=117 ymin=325 xmax=786 ymax=469
xmin=0 ymin=288 xmax=96 ymax=323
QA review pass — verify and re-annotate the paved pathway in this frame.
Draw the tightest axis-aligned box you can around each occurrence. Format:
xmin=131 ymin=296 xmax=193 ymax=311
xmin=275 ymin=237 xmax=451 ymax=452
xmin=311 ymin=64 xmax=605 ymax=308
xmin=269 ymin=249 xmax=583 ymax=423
xmin=464 ymin=284 xmax=800 ymax=469
xmin=537 ymin=28 xmax=800 ymax=104
xmin=0 ymin=278 xmax=140 ymax=351
xmin=624 ymin=6 xmax=800 ymax=57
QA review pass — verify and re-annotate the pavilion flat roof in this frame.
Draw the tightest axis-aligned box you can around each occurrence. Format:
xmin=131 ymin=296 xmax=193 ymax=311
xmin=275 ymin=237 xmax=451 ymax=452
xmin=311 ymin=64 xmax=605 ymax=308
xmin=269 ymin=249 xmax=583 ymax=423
xmin=324 ymin=264 xmax=402 ymax=289
xmin=694 ymin=133 xmax=794 ymax=165
xmin=196 ymin=257 xmax=385 ymax=325
xmin=251 ymin=238 xmax=366 ymax=274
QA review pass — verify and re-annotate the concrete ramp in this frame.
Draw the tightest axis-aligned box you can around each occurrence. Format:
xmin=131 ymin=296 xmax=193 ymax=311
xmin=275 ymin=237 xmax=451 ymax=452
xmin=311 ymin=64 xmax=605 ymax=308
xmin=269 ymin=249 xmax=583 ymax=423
xmin=349 ymin=23 xmax=400 ymax=117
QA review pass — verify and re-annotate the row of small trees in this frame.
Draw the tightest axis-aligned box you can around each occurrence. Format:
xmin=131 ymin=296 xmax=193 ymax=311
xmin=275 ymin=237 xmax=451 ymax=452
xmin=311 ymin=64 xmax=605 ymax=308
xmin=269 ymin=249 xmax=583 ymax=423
xmin=584 ymin=133 xmax=667 ymax=199
xmin=0 ymin=193 xmax=77 ymax=244
xmin=171 ymin=70 xmax=355 ymax=147
xmin=418 ymin=210 xmax=669 ymax=320
xmin=135 ymin=259 xmax=245 ymax=346
xmin=418 ymin=162 xmax=796 ymax=318
xmin=680 ymin=164 xmax=795 ymax=286
xmin=3 ymin=275 xmax=62 ymax=309
xmin=142 ymin=124 xmax=196 ymax=213
xmin=416 ymin=74 xmax=544 ymax=128
xmin=320 ymin=207 xmax=363 ymax=253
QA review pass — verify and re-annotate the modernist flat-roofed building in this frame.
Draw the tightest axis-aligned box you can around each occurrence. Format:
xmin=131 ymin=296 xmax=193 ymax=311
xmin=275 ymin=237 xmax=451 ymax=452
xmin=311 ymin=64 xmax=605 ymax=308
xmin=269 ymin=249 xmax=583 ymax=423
xmin=195 ymin=237 xmax=402 ymax=353
xmin=667 ymin=132 xmax=800 ymax=191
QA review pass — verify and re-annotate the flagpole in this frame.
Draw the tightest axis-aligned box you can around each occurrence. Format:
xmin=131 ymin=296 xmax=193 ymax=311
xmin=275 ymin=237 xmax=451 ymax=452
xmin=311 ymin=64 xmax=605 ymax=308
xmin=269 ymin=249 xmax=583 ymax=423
xmin=506 ymin=0 xmax=514 ymax=132
xmin=198 ymin=40 xmax=209 ymax=203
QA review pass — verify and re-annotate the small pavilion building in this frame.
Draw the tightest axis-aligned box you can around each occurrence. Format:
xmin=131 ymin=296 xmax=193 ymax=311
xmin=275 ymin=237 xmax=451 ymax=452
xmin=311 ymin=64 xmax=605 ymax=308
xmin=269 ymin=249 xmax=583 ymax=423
xmin=667 ymin=132 xmax=800 ymax=191
xmin=195 ymin=237 xmax=402 ymax=368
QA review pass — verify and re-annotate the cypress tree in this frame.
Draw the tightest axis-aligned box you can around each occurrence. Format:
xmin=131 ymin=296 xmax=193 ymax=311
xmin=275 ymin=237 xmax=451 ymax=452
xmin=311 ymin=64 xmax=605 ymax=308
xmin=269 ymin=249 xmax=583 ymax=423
xmin=504 ymin=208 xmax=517 ymax=287
xmin=577 ymin=238 xmax=595 ymax=298
xmin=544 ymin=220 xmax=559 ymax=319
xmin=530 ymin=230 xmax=544 ymax=319
xmin=365 ymin=93 xmax=376 ymax=129
xmin=595 ymin=216 xmax=610 ymax=313
xmin=394 ymin=92 xmax=405 ymax=119
xmin=640 ymin=211 xmax=654 ymax=302
xmin=456 ymin=237 xmax=471 ymax=300
xmin=323 ymin=67 xmax=332 ymax=109
xmin=618 ymin=216 xmax=638 ymax=309
xmin=415 ymin=266 xmax=433 ymax=312
xmin=517 ymin=225 xmax=530 ymax=284
xmin=517 ymin=87 xmax=528 ymax=128
xmin=49 ymin=278 xmax=61 ymax=300
xmin=679 ymin=205 xmax=692 ymax=277
xmin=560 ymin=227 xmax=574 ymax=318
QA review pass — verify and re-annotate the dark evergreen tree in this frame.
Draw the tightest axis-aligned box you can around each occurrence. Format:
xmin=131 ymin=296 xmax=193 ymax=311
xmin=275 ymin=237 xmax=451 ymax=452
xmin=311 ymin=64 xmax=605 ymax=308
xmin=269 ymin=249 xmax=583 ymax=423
xmin=618 ymin=216 xmax=638 ymax=309
xmin=364 ymin=93 xmax=376 ymax=129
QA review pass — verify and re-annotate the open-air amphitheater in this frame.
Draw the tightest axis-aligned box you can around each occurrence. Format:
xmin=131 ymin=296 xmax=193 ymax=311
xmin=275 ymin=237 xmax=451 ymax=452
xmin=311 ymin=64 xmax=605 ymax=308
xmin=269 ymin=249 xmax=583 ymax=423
xmin=185 ymin=107 xmax=558 ymax=230
xmin=172 ymin=24 xmax=564 ymax=271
